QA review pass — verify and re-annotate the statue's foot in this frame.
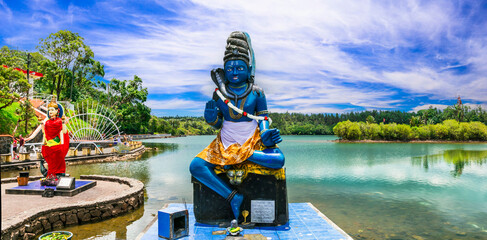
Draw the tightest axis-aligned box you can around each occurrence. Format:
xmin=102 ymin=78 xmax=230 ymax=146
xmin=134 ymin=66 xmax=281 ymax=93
xmin=230 ymin=192 xmax=244 ymax=220
xmin=40 ymin=175 xmax=59 ymax=186
xmin=39 ymin=160 xmax=47 ymax=177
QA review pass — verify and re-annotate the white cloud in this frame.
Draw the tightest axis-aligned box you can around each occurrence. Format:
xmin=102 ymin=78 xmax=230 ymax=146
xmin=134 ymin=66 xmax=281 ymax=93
xmin=270 ymin=106 xmax=353 ymax=114
xmin=2 ymin=0 xmax=487 ymax=114
xmin=410 ymin=104 xmax=450 ymax=112
xmin=86 ymin=0 xmax=486 ymax=111
xmin=382 ymin=68 xmax=451 ymax=93
xmin=0 ymin=0 xmax=13 ymax=21
xmin=145 ymin=99 xmax=206 ymax=110
xmin=411 ymin=103 xmax=487 ymax=113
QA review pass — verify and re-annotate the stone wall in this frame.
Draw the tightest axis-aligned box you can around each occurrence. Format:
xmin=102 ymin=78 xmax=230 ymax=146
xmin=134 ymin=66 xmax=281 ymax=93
xmin=29 ymin=130 xmax=44 ymax=144
xmin=0 ymin=136 xmax=14 ymax=154
xmin=65 ymin=146 xmax=145 ymax=166
xmin=1 ymin=175 xmax=144 ymax=240
xmin=0 ymin=130 xmax=44 ymax=154
xmin=1 ymin=146 xmax=145 ymax=171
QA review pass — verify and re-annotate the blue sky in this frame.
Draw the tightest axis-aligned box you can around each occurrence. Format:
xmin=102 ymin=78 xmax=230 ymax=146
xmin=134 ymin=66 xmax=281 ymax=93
xmin=1 ymin=0 xmax=487 ymax=116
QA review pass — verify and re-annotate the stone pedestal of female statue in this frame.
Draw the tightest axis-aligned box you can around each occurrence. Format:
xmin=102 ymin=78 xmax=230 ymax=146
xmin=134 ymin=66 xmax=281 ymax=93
xmin=190 ymin=32 xmax=288 ymax=226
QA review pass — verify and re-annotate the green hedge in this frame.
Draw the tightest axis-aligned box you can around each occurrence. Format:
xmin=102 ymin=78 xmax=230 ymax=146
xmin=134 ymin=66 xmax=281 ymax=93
xmin=333 ymin=120 xmax=487 ymax=141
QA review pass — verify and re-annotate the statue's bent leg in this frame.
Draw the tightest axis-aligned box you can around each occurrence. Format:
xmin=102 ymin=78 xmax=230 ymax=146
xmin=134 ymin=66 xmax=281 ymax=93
xmin=247 ymin=147 xmax=285 ymax=169
xmin=39 ymin=159 xmax=48 ymax=177
xmin=190 ymin=157 xmax=231 ymax=197
xmin=189 ymin=157 xmax=244 ymax=219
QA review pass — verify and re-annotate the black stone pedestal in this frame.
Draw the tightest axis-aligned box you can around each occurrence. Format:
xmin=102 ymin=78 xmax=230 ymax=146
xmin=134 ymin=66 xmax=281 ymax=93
xmin=192 ymin=171 xmax=288 ymax=226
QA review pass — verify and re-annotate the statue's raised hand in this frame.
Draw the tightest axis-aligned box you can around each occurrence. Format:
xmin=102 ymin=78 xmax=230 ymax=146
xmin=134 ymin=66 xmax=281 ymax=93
xmin=261 ymin=128 xmax=282 ymax=147
xmin=204 ymin=100 xmax=219 ymax=123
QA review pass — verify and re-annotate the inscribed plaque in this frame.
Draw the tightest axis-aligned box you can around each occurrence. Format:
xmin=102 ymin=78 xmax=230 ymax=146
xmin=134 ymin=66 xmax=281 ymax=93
xmin=251 ymin=200 xmax=275 ymax=223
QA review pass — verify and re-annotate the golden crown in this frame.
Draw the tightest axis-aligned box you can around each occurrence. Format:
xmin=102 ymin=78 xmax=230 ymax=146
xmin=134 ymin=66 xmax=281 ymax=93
xmin=48 ymin=95 xmax=58 ymax=109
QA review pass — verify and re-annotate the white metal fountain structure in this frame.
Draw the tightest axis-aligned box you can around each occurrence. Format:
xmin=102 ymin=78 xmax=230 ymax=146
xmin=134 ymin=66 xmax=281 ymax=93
xmin=22 ymin=96 xmax=121 ymax=154
xmin=65 ymin=100 xmax=121 ymax=144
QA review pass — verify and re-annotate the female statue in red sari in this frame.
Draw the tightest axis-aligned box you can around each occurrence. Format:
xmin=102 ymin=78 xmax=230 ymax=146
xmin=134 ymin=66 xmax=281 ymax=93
xmin=40 ymin=95 xmax=69 ymax=184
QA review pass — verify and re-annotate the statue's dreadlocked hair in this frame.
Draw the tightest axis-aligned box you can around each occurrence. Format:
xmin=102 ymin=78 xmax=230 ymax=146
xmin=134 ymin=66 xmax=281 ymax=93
xmin=223 ymin=31 xmax=251 ymax=66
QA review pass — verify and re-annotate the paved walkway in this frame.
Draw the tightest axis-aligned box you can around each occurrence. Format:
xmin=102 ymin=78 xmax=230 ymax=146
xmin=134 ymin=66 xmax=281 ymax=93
xmin=1 ymin=179 xmax=129 ymax=225
xmin=2 ymin=175 xmax=145 ymax=240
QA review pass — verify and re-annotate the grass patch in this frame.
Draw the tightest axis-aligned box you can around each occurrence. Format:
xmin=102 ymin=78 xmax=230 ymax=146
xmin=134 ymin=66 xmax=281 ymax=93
xmin=0 ymin=102 xmax=39 ymax=136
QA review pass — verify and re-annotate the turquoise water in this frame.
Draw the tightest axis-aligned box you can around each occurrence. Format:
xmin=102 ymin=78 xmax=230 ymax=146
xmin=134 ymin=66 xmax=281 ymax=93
xmin=4 ymin=136 xmax=487 ymax=239
xmin=282 ymin=136 xmax=487 ymax=239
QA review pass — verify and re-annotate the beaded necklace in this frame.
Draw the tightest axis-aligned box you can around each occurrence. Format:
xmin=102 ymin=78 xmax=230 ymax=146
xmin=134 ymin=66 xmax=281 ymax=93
xmin=214 ymin=88 xmax=272 ymax=125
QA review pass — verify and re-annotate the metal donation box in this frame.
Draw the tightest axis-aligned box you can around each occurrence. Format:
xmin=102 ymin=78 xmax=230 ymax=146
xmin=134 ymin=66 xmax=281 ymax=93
xmin=158 ymin=206 xmax=189 ymax=239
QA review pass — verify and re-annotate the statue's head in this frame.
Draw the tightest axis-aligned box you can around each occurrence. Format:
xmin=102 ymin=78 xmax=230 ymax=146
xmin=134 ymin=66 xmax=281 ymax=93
xmin=223 ymin=31 xmax=255 ymax=86
xmin=224 ymin=60 xmax=248 ymax=86
xmin=47 ymin=95 xmax=59 ymax=120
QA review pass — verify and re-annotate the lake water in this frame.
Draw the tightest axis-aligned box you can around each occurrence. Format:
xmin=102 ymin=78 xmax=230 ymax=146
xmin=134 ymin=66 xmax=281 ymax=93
xmin=2 ymin=135 xmax=487 ymax=239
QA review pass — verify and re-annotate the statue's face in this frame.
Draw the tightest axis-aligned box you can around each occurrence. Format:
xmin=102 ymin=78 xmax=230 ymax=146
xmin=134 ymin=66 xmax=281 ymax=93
xmin=224 ymin=60 xmax=249 ymax=86
xmin=48 ymin=107 xmax=58 ymax=119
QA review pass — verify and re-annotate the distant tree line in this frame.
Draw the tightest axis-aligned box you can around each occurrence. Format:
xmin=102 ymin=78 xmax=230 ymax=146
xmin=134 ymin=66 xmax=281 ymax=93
xmin=333 ymin=120 xmax=487 ymax=141
xmin=144 ymin=104 xmax=487 ymax=137
xmin=270 ymin=105 xmax=487 ymax=135
xmin=146 ymin=116 xmax=217 ymax=136
xmin=332 ymin=104 xmax=487 ymax=141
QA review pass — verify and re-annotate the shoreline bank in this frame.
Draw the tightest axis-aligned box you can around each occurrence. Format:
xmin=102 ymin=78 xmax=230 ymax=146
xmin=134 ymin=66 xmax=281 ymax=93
xmin=144 ymin=134 xmax=487 ymax=144
xmin=1 ymin=146 xmax=146 ymax=173
xmin=333 ymin=139 xmax=487 ymax=143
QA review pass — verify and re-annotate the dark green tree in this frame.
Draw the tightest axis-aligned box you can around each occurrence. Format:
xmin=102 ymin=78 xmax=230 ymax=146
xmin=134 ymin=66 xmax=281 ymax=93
xmin=366 ymin=115 xmax=376 ymax=124
xmin=37 ymin=30 xmax=104 ymax=99
xmin=1 ymin=46 xmax=24 ymax=67
xmin=0 ymin=66 xmax=31 ymax=110
xmin=102 ymin=76 xmax=150 ymax=134
xmin=16 ymin=99 xmax=36 ymax=135
xmin=410 ymin=116 xmax=421 ymax=127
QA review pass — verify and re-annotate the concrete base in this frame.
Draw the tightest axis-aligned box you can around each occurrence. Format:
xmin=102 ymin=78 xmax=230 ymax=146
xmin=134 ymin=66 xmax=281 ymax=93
xmin=68 ymin=148 xmax=77 ymax=157
xmin=1 ymin=175 xmax=145 ymax=240
xmin=18 ymin=153 xmax=30 ymax=161
xmin=82 ymin=148 xmax=91 ymax=156
xmin=192 ymin=173 xmax=288 ymax=226
xmin=5 ymin=180 xmax=96 ymax=197
xmin=1 ymin=154 xmax=12 ymax=163
xmin=136 ymin=203 xmax=353 ymax=240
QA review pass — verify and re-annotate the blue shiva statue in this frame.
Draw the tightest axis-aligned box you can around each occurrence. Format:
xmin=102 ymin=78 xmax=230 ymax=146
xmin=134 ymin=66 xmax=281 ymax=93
xmin=190 ymin=31 xmax=285 ymax=220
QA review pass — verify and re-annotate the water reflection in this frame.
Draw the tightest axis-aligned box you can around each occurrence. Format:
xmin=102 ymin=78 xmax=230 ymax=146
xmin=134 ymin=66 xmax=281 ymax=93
xmin=59 ymin=205 xmax=145 ymax=239
xmin=0 ymin=142 xmax=179 ymax=181
xmin=27 ymin=143 xmax=179 ymax=239
xmin=143 ymin=142 xmax=178 ymax=154
xmin=3 ymin=137 xmax=487 ymax=240
xmin=412 ymin=150 xmax=487 ymax=177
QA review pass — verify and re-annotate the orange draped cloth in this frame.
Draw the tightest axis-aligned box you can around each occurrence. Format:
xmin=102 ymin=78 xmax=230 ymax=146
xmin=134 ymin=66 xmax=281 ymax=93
xmin=196 ymin=128 xmax=262 ymax=166
xmin=41 ymin=118 xmax=69 ymax=177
